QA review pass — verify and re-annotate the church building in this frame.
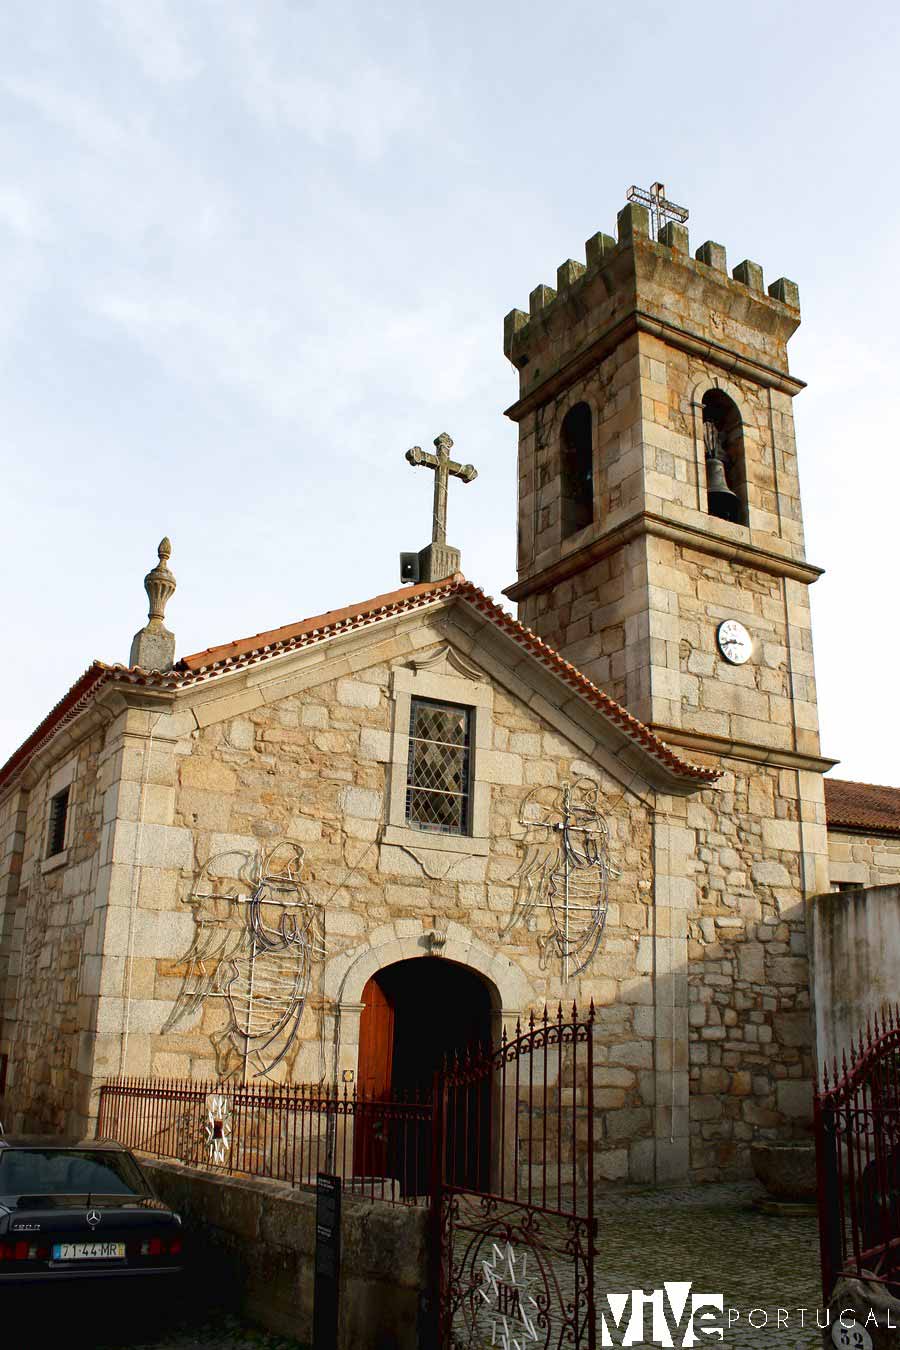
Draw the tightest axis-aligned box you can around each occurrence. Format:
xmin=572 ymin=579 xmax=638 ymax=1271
xmin=1 ymin=186 xmax=899 ymax=1185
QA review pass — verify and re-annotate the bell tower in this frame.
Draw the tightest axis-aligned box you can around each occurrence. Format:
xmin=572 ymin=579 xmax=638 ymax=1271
xmin=503 ymin=187 xmax=825 ymax=767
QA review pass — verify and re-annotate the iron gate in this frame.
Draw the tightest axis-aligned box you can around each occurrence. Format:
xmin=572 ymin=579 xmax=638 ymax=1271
xmin=814 ymin=1005 xmax=900 ymax=1301
xmin=433 ymin=1003 xmax=597 ymax=1349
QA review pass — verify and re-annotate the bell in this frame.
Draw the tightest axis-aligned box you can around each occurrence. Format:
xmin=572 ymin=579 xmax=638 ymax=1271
xmin=706 ymin=452 xmax=742 ymax=524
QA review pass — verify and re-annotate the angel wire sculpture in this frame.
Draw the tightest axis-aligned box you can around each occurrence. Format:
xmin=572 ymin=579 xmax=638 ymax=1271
xmin=503 ymin=778 xmax=614 ymax=979
xmin=162 ymin=839 xmax=326 ymax=1081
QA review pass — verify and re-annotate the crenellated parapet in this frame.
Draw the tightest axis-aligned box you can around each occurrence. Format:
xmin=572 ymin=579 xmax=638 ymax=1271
xmin=504 ymin=198 xmax=801 ymax=411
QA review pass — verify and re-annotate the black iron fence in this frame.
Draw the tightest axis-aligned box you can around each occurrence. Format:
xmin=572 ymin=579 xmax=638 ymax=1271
xmin=814 ymin=1005 xmax=900 ymax=1300
xmin=99 ymin=1005 xmax=599 ymax=1347
xmin=96 ymin=1078 xmax=433 ymax=1206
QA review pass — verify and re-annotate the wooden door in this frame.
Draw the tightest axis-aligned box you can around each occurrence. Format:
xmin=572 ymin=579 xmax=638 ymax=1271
xmin=354 ymin=974 xmax=394 ymax=1175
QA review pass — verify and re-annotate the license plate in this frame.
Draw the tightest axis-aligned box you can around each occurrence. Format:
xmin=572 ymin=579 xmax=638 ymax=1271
xmin=52 ymin=1242 xmax=126 ymax=1261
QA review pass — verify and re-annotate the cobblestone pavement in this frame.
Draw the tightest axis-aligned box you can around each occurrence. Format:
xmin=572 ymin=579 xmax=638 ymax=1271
xmin=454 ymin=1182 xmax=827 ymax=1349
xmin=597 ymin=1182 xmax=823 ymax=1349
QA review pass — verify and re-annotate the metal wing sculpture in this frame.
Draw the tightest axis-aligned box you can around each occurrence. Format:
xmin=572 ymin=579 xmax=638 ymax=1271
xmin=162 ymin=839 xmax=326 ymax=1080
xmin=503 ymin=778 xmax=614 ymax=979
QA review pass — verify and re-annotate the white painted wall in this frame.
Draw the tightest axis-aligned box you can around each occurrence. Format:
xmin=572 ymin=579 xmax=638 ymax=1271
xmin=809 ymin=884 xmax=900 ymax=1072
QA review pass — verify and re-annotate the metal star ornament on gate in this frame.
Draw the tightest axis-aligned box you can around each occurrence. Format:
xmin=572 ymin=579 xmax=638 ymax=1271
xmin=204 ymin=1093 xmax=232 ymax=1164
xmin=479 ymin=1242 xmax=539 ymax=1349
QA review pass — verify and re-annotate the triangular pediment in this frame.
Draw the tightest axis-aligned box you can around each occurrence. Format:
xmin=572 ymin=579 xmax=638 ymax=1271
xmin=0 ymin=575 xmax=716 ymax=798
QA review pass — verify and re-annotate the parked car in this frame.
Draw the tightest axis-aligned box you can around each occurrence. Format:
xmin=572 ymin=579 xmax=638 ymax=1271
xmin=0 ymin=1136 xmax=183 ymax=1282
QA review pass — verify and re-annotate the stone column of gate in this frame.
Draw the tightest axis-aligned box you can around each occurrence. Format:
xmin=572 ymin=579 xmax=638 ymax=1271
xmin=650 ymin=806 xmax=695 ymax=1183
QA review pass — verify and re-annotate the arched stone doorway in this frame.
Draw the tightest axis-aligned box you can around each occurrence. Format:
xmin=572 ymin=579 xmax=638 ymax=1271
xmin=325 ymin=921 xmax=534 ymax=1054
xmin=355 ymin=957 xmax=493 ymax=1193
xmin=358 ymin=957 xmax=493 ymax=1098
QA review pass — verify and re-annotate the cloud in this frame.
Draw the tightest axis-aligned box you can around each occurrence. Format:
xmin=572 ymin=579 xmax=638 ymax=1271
xmin=215 ymin=7 xmax=431 ymax=161
xmin=92 ymin=278 xmax=488 ymax=436
xmin=99 ymin=0 xmax=202 ymax=85
xmin=2 ymin=75 xmax=128 ymax=154
xmin=0 ymin=184 xmax=49 ymax=242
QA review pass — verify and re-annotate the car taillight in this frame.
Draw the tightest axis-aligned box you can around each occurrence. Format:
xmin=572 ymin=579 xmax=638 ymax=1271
xmin=0 ymin=1241 xmax=46 ymax=1261
xmin=138 ymin=1236 xmax=181 ymax=1257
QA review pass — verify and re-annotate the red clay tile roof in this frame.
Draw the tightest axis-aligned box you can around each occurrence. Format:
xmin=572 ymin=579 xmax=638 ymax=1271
xmin=0 ymin=662 xmax=179 ymax=793
xmin=824 ymin=778 xmax=900 ymax=837
xmin=0 ymin=575 xmax=717 ymax=792
xmin=178 ymin=577 xmax=444 ymax=671
xmin=176 ymin=575 xmax=717 ymax=785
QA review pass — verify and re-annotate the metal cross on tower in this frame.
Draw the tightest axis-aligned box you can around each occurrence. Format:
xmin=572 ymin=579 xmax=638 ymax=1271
xmin=401 ymin=432 xmax=478 ymax=584
xmin=626 ymin=181 xmax=689 ymax=240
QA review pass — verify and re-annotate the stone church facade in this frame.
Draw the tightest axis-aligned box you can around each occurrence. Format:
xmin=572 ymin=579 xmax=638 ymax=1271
xmin=1 ymin=190 xmax=899 ymax=1186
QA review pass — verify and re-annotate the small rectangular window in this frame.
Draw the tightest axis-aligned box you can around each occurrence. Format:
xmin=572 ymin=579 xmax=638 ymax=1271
xmin=405 ymin=698 xmax=471 ymax=835
xmin=47 ymin=786 xmax=70 ymax=858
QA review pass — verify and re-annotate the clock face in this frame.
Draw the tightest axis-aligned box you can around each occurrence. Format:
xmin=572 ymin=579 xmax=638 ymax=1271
xmin=717 ymin=619 xmax=753 ymax=665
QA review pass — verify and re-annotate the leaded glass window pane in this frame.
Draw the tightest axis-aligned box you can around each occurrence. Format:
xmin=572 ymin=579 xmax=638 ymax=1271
xmin=405 ymin=699 xmax=471 ymax=835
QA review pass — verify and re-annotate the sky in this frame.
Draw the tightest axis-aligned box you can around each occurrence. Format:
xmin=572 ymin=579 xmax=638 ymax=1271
xmin=1 ymin=0 xmax=898 ymax=785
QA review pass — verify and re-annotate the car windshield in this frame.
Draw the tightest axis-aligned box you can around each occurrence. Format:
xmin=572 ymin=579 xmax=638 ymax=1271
xmin=0 ymin=1149 xmax=146 ymax=1196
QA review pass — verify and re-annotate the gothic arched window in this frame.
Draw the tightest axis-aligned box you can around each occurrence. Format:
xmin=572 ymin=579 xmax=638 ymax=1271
xmin=702 ymin=390 xmax=748 ymax=527
xmin=560 ymin=402 xmax=594 ymax=537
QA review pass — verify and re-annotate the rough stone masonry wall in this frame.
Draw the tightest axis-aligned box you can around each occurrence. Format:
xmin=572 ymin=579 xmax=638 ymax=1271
xmin=510 ymin=228 xmax=810 ymax=739
xmin=649 ymin=536 xmax=819 ymax=756
xmin=140 ymin=1156 xmax=429 ymax=1350
xmin=72 ymin=618 xmax=682 ymax=1182
xmin=516 ymin=353 xmax=817 ymax=755
xmin=519 ymin=544 xmax=638 ymax=713
xmin=516 ymin=331 xmax=643 ymax=593
xmin=827 ymin=829 xmax=900 ymax=890
xmin=0 ymin=729 xmax=106 ymax=1133
xmin=634 ymin=325 xmax=805 ymax=553
xmin=686 ymin=760 xmax=817 ymax=1180
xmin=140 ymin=619 xmax=658 ymax=1181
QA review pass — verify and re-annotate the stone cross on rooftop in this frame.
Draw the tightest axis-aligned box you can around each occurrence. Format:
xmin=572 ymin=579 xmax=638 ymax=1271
xmin=626 ymin=181 xmax=689 ymax=240
xmin=402 ymin=433 xmax=477 ymax=583
xmin=405 ymin=433 xmax=477 ymax=547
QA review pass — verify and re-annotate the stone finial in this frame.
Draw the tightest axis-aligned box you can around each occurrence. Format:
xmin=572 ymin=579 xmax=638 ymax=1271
xmin=585 ymin=231 xmax=616 ymax=268
xmin=503 ymin=308 xmax=529 ymax=356
xmin=529 ymin=283 xmax=556 ymax=316
xmin=129 ymin=537 xmax=177 ymax=671
xmin=733 ymin=260 xmax=764 ymax=292
xmin=617 ymin=202 xmax=649 ymax=244
xmin=557 ymin=258 xmax=586 ymax=291
xmin=659 ymin=221 xmax=689 ymax=253
xmin=768 ymin=277 xmax=800 ymax=309
xmin=696 ymin=241 xmax=727 ymax=272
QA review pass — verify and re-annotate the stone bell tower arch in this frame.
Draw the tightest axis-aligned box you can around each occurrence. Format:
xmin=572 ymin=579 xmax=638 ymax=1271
xmin=501 ymin=186 xmax=825 ymax=778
